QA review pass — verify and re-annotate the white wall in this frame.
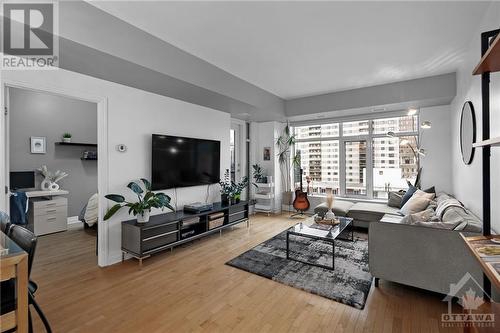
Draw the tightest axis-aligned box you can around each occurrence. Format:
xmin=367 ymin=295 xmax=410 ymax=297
xmin=1 ymin=69 xmax=231 ymax=265
xmin=450 ymin=1 xmax=500 ymax=233
xmin=419 ymin=105 xmax=452 ymax=193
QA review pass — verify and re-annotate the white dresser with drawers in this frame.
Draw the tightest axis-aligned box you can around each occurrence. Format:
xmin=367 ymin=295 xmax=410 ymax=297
xmin=26 ymin=190 xmax=69 ymax=236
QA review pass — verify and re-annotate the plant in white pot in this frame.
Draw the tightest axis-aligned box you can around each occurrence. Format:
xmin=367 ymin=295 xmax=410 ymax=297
xmin=62 ymin=132 xmax=72 ymax=143
xmin=104 ymin=178 xmax=174 ymax=223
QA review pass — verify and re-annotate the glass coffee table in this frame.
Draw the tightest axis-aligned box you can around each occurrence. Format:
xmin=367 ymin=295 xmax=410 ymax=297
xmin=286 ymin=216 xmax=354 ymax=270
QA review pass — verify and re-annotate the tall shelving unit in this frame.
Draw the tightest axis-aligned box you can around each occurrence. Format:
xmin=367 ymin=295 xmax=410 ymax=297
xmin=473 ymin=29 xmax=500 ymax=238
xmin=254 ymin=182 xmax=275 ymax=216
xmin=465 ymin=29 xmax=500 ymax=298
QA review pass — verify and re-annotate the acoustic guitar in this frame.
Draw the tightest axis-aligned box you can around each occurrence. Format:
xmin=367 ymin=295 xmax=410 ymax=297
xmin=292 ymin=168 xmax=310 ymax=212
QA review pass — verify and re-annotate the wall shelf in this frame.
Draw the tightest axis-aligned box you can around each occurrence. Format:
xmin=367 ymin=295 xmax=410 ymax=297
xmin=473 ymin=33 xmax=500 ymax=75
xmin=473 ymin=137 xmax=500 ymax=148
xmin=56 ymin=142 xmax=97 ymax=147
xmin=80 ymin=157 xmax=98 ymax=161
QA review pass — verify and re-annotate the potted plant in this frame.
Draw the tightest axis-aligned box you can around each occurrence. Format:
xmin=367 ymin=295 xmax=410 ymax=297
xmin=233 ymin=176 xmax=249 ymax=204
xmin=276 ymin=123 xmax=300 ymax=206
xmin=104 ymin=178 xmax=174 ymax=223
xmin=219 ymin=169 xmax=233 ymax=205
xmin=219 ymin=170 xmax=250 ymax=205
xmin=62 ymin=133 xmax=72 ymax=143
xmin=252 ymin=164 xmax=266 ymax=183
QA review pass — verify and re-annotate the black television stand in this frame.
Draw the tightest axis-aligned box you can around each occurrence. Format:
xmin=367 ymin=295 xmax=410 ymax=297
xmin=121 ymin=201 xmax=249 ymax=266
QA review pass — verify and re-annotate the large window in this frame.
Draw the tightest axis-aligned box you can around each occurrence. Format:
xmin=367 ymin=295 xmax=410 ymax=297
xmin=294 ymin=115 xmax=418 ymax=199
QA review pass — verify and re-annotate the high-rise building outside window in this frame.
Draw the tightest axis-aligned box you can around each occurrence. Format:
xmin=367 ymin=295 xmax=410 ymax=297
xmin=293 ymin=114 xmax=418 ymax=199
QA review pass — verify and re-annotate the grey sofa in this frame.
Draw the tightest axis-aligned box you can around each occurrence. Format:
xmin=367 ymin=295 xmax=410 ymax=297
xmin=314 ymin=200 xmax=400 ymax=228
xmin=315 ymin=193 xmax=485 ymax=295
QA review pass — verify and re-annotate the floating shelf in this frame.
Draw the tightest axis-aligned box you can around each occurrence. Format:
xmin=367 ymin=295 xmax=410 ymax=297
xmin=56 ymin=142 xmax=97 ymax=147
xmin=473 ymin=136 xmax=500 ymax=148
xmin=473 ymin=33 xmax=500 ymax=75
xmin=80 ymin=157 xmax=97 ymax=160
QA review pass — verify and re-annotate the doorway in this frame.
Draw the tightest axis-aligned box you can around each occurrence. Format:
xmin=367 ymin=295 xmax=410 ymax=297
xmin=1 ymin=82 xmax=109 ymax=267
xmin=230 ymin=120 xmax=247 ymax=200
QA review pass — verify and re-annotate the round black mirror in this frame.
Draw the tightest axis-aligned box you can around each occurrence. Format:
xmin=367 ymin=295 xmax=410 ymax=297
xmin=460 ymin=101 xmax=476 ymax=165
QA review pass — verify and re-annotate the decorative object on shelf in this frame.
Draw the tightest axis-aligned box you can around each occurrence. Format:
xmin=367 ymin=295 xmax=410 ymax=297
xmin=37 ymin=165 xmax=68 ymax=191
xmin=30 ymin=136 xmax=46 ymax=154
xmin=324 ymin=188 xmax=336 ymax=222
xmin=219 ymin=169 xmax=250 ymax=205
xmin=263 ymin=147 xmax=271 ymax=161
xmin=252 ymin=163 xmax=266 ymax=183
xmin=82 ymin=151 xmax=97 ymax=160
xmin=104 ymin=178 xmax=174 ymax=223
xmin=62 ymin=132 xmax=72 ymax=143
xmin=276 ymin=123 xmax=300 ymax=206
xmin=460 ymin=101 xmax=476 ymax=165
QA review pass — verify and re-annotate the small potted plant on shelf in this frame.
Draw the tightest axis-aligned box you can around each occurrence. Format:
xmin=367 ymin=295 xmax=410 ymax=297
xmin=62 ymin=132 xmax=72 ymax=143
xmin=252 ymin=164 xmax=267 ymax=183
xmin=104 ymin=178 xmax=174 ymax=223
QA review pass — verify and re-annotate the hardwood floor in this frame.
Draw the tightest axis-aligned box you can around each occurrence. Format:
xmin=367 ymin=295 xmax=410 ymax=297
xmin=30 ymin=214 xmax=462 ymax=333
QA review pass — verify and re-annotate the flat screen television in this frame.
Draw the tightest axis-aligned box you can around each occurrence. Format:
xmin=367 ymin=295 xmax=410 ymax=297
xmin=152 ymin=134 xmax=220 ymax=190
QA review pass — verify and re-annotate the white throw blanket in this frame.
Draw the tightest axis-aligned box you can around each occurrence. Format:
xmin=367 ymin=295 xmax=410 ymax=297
xmin=435 ymin=198 xmax=465 ymax=219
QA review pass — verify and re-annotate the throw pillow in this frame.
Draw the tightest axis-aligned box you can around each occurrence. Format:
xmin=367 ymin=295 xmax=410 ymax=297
xmin=84 ymin=193 xmax=99 ymax=227
xmin=400 ymin=185 xmax=417 ymax=208
xmin=423 ymin=186 xmax=436 ymax=194
xmin=388 ymin=191 xmax=403 ymax=208
xmin=399 ymin=195 xmax=432 ymax=215
xmin=412 ymin=189 xmax=436 ymax=200
xmin=409 ymin=208 xmax=437 ymax=223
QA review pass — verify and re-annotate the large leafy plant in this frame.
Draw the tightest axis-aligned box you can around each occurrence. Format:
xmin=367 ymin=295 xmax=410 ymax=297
xmin=252 ymin=164 xmax=265 ymax=183
xmin=219 ymin=169 xmax=250 ymax=198
xmin=104 ymin=178 xmax=174 ymax=220
xmin=276 ymin=123 xmax=300 ymax=193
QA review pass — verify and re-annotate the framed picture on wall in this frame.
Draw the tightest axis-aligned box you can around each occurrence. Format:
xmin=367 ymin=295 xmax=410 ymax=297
xmin=30 ymin=136 xmax=46 ymax=154
xmin=263 ymin=147 xmax=271 ymax=161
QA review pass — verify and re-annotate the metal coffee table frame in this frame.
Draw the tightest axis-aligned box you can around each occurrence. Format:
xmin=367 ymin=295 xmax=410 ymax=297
xmin=286 ymin=217 xmax=354 ymax=270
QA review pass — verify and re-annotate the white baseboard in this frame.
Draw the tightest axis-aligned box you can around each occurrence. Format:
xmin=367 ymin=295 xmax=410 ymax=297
xmin=67 ymin=216 xmax=83 ymax=229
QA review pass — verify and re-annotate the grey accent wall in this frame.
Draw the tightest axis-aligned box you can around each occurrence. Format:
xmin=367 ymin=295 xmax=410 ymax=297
xmin=285 ymin=73 xmax=457 ymax=117
xmin=9 ymin=88 xmax=98 ymax=217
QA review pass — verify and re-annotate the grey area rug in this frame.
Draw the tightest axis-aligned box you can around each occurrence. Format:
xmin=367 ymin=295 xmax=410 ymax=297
xmin=226 ymin=230 xmax=372 ymax=309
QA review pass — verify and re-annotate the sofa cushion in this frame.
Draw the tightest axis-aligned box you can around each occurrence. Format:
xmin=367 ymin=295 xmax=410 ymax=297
xmin=314 ymin=201 xmax=353 ymax=217
xmin=442 ymin=207 xmax=482 ymax=232
xmin=400 ymin=196 xmax=431 ymax=215
xmin=388 ymin=191 xmax=404 ymax=208
xmin=400 ymin=185 xmax=417 ymax=208
xmin=347 ymin=202 xmax=400 ymax=223
xmin=413 ymin=189 xmax=435 ymax=200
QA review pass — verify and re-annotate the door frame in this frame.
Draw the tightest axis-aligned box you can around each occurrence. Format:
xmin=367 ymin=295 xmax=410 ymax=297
xmin=230 ymin=119 xmax=247 ymax=199
xmin=0 ymin=79 xmax=109 ymax=267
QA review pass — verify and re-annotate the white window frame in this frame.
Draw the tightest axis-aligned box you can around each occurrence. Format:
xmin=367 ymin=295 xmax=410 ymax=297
xmin=292 ymin=111 xmax=419 ymax=200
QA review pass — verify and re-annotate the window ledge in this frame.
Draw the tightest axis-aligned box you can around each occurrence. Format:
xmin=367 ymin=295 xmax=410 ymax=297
xmin=308 ymin=195 xmax=387 ymax=204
